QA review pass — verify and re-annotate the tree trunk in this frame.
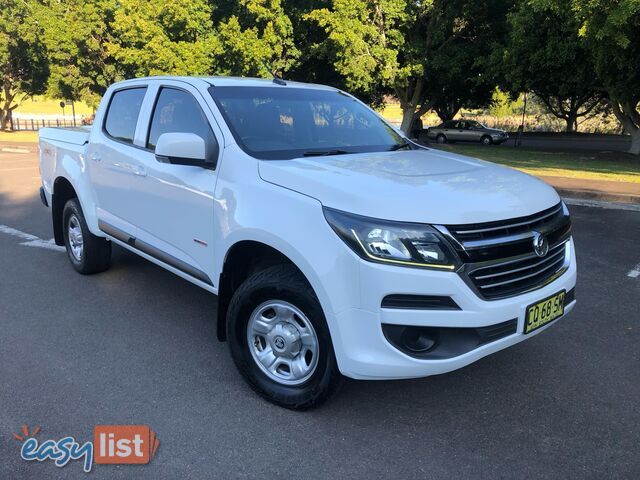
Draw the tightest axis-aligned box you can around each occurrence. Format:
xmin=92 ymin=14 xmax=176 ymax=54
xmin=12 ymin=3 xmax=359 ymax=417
xmin=0 ymin=110 xmax=9 ymax=131
xmin=610 ymin=100 xmax=640 ymax=155
xmin=565 ymin=114 xmax=577 ymax=133
xmin=629 ymin=129 xmax=640 ymax=155
xmin=400 ymin=105 xmax=417 ymax=134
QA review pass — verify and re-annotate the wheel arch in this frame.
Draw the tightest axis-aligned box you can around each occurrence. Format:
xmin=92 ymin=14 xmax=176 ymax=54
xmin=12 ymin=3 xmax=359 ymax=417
xmin=216 ymin=240 xmax=317 ymax=342
xmin=52 ymin=176 xmax=79 ymax=246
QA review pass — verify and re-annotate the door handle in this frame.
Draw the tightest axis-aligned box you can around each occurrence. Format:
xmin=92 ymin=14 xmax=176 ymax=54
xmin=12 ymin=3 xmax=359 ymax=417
xmin=90 ymin=154 xmax=101 ymax=162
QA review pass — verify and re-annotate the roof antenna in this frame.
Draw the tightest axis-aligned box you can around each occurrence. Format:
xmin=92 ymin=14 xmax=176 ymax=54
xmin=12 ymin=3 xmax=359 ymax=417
xmin=262 ymin=61 xmax=286 ymax=86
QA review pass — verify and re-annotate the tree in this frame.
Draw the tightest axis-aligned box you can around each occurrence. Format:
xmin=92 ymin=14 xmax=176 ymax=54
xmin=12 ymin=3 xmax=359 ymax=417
xmin=500 ymin=0 xmax=604 ymax=133
xmin=574 ymin=0 xmax=640 ymax=154
xmin=41 ymin=0 xmax=118 ymax=108
xmin=307 ymin=0 xmax=509 ymax=133
xmin=424 ymin=1 xmax=507 ymax=123
xmin=107 ymin=0 xmax=219 ymax=78
xmin=215 ymin=0 xmax=300 ymax=78
xmin=0 ymin=0 xmax=49 ymax=130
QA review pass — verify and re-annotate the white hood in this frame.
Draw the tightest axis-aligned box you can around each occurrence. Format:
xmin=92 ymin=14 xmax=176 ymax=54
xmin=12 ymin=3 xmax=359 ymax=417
xmin=258 ymin=148 xmax=560 ymax=225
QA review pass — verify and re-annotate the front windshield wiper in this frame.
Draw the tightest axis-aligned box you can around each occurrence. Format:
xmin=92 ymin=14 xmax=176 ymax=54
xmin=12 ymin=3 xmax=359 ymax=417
xmin=302 ymin=149 xmax=351 ymax=157
xmin=389 ymin=142 xmax=412 ymax=151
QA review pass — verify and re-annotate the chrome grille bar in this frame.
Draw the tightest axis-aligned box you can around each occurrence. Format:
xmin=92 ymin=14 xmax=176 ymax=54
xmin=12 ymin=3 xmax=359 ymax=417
xmin=476 ymin=251 xmax=566 ymax=289
xmin=452 ymin=204 xmax=562 ymax=236
xmin=472 ymin=243 xmax=566 ymax=280
xmin=444 ymin=202 xmax=572 ymax=300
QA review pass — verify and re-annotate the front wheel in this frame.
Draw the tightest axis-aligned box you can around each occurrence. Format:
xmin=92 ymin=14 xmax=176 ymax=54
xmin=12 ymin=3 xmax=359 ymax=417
xmin=226 ymin=264 xmax=342 ymax=409
xmin=436 ymin=134 xmax=447 ymax=144
xmin=481 ymin=135 xmax=493 ymax=145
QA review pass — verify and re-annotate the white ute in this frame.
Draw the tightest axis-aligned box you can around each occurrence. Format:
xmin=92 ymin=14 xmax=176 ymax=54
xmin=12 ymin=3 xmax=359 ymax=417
xmin=39 ymin=77 xmax=577 ymax=409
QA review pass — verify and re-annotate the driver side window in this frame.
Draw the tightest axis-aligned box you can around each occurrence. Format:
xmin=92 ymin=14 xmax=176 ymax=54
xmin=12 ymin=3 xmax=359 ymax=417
xmin=147 ymin=87 xmax=218 ymax=162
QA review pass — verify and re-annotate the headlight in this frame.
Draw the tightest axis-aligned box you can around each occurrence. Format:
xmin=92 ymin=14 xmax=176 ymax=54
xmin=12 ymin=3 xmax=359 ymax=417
xmin=323 ymin=208 xmax=460 ymax=270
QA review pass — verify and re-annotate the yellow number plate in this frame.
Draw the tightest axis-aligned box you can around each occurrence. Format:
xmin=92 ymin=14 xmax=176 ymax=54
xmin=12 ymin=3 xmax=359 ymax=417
xmin=524 ymin=290 xmax=566 ymax=334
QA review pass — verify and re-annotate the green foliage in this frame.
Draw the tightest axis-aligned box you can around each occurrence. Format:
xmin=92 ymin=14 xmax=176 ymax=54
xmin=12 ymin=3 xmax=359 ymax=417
xmin=215 ymin=0 xmax=300 ymax=77
xmin=305 ymin=0 xmax=406 ymax=93
xmin=574 ymin=0 xmax=640 ymax=152
xmin=306 ymin=0 xmax=510 ymax=132
xmin=489 ymin=89 xmax=523 ymax=118
xmin=425 ymin=0 xmax=511 ymax=122
xmin=0 ymin=0 xmax=49 ymax=129
xmin=107 ymin=0 xmax=219 ymax=78
xmin=40 ymin=0 xmax=118 ymax=107
xmin=500 ymin=0 xmax=604 ymax=131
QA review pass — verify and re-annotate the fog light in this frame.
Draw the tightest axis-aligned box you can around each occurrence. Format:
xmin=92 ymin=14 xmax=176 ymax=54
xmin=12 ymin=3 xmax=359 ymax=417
xmin=383 ymin=324 xmax=440 ymax=355
xmin=400 ymin=328 xmax=438 ymax=353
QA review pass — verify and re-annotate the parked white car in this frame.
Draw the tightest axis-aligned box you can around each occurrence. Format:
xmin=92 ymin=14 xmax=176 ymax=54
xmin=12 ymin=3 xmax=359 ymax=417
xmin=38 ymin=77 xmax=576 ymax=409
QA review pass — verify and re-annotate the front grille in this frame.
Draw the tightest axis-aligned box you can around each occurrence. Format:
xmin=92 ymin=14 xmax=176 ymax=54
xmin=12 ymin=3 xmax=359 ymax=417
xmin=466 ymin=242 xmax=568 ymax=299
xmin=441 ymin=202 xmax=572 ymax=300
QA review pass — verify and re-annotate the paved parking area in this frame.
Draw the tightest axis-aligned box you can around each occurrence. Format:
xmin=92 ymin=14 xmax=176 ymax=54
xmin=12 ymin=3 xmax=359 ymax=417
xmin=1 ymin=149 xmax=639 ymax=479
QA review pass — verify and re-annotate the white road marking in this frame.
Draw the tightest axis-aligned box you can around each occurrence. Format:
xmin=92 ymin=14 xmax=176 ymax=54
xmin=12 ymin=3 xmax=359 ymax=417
xmin=21 ymin=238 xmax=65 ymax=252
xmin=0 ymin=224 xmax=65 ymax=252
xmin=628 ymin=263 xmax=640 ymax=279
xmin=0 ymin=225 xmax=39 ymax=241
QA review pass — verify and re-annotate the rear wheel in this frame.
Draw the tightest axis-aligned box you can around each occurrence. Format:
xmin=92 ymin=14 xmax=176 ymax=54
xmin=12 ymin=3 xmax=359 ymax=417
xmin=436 ymin=134 xmax=447 ymax=144
xmin=481 ymin=135 xmax=493 ymax=145
xmin=62 ymin=199 xmax=111 ymax=274
xmin=226 ymin=264 xmax=342 ymax=409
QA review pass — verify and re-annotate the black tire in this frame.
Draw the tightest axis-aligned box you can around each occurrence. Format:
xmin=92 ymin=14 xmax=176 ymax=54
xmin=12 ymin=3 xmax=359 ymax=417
xmin=62 ymin=198 xmax=111 ymax=274
xmin=480 ymin=135 xmax=493 ymax=145
xmin=226 ymin=264 xmax=342 ymax=410
xmin=436 ymin=133 xmax=447 ymax=144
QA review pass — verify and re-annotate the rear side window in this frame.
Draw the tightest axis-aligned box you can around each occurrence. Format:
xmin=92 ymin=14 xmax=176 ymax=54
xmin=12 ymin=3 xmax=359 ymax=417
xmin=104 ymin=88 xmax=147 ymax=144
xmin=147 ymin=88 xmax=218 ymax=161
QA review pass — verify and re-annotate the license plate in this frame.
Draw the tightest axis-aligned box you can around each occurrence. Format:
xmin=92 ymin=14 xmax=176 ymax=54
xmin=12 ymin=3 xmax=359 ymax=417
xmin=524 ymin=290 xmax=566 ymax=334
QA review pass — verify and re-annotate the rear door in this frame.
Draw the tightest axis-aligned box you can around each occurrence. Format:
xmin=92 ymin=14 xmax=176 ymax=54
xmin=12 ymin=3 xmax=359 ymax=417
xmin=88 ymin=86 xmax=148 ymax=235
xmin=124 ymin=81 xmax=222 ymax=285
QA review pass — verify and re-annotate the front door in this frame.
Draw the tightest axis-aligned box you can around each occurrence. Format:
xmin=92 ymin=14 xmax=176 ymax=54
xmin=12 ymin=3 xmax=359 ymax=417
xmin=447 ymin=121 xmax=465 ymax=141
xmin=125 ymin=85 xmax=221 ymax=286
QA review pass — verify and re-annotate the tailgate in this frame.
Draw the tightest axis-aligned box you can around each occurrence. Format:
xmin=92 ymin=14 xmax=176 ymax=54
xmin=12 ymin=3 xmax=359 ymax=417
xmin=39 ymin=127 xmax=90 ymax=146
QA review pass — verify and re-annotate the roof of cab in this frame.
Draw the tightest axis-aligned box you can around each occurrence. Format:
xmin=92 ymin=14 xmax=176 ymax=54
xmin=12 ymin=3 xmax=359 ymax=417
xmin=204 ymin=76 xmax=335 ymax=90
xmin=111 ymin=75 xmax=336 ymax=91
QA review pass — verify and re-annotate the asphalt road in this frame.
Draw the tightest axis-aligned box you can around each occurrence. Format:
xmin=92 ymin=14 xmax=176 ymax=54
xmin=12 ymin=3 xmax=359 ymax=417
xmin=1 ymin=148 xmax=639 ymax=479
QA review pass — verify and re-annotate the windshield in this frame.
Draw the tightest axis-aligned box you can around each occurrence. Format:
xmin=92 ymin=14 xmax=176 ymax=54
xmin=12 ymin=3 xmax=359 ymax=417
xmin=209 ymin=86 xmax=405 ymax=160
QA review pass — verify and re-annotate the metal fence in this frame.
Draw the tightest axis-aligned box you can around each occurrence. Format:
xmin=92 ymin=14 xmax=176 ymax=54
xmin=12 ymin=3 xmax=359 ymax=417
xmin=10 ymin=118 xmax=90 ymax=131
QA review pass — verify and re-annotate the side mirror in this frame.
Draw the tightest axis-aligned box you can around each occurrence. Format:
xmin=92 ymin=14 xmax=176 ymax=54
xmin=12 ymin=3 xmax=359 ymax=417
xmin=155 ymin=132 xmax=207 ymax=167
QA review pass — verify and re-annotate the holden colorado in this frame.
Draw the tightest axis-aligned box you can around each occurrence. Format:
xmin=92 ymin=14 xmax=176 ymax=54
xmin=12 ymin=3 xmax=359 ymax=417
xmin=38 ymin=76 xmax=577 ymax=409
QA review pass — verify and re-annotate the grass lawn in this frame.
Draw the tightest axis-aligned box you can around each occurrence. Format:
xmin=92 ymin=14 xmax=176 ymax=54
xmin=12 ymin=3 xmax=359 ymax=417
xmin=434 ymin=144 xmax=640 ymax=184
xmin=0 ymin=131 xmax=39 ymax=143
xmin=14 ymin=96 xmax=94 ymax=116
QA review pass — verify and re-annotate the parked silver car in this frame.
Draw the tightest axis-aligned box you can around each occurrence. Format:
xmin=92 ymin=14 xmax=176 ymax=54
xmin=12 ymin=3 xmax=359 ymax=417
xmin=426 ymin=120 xmax=508 ymax=145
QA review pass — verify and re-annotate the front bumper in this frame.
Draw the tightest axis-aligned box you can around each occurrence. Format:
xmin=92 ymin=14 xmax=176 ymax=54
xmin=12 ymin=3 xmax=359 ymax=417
xmin=329 ymin=238 xmax=577 ymax=380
